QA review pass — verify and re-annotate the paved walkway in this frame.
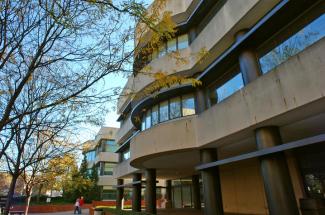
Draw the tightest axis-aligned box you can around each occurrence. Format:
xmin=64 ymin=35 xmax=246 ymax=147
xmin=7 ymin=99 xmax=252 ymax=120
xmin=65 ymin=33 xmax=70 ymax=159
xmin=30 ymin=209 xmax=89 ymax=215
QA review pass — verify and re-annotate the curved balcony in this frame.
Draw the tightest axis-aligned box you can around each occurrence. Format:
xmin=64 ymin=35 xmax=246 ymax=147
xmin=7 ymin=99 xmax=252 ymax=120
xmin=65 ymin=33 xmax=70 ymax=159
xmin=129 ymin=38 xmax=325 ymax=170
xmin=130 ymin=115 xmax=199 ymax=169
xmin=95 ymin=152 xmax=118 ymax=164
xmin=115 ymin=115 xmax=135 ymax=144
xmin=113 ymin=159 xmax=139 ymax=179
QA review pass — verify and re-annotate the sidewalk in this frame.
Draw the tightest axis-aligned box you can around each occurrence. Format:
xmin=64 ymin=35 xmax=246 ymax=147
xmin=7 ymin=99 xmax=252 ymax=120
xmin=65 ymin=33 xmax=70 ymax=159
xmin=30 ymin=209 xmax=89 ymax=215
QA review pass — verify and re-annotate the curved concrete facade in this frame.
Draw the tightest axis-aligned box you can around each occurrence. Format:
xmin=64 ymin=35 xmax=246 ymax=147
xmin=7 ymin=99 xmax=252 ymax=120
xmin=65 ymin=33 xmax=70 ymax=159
xmin=118 ymin=0 xmax=280 ymax=112
xmin=129 ymin=38 xmax=325 ymax=169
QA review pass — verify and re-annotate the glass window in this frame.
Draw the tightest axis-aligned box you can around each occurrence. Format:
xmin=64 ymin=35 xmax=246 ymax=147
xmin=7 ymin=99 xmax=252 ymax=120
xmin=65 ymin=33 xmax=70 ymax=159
xmin=158 ymin=44 xmax=166 ymax=58
xmin=152 ymin=105 xmax=159 ymax=126
xmin=159 ymin=101 xmax=169 ymax=122
xmin=102 ymin=189 xmax=116 ymax=200
xmin=102 ymin=162 xmax=116 ymax=176
xmin=103 ymin=140 xmax=117 ymax=152
xmin=169 ymin=97 xmax=181 ymax=119
xmin=259 ymin=14 xmax=325 ymax=74
xmin=215 ymin=73 xmax=244 ymax=102
xmin=141 ymin=116 xmax=146 ymax=131
xmin=145 ymin=110 xmax=151 ymax=129
xmin=178 ymin=34 xmax=189 ymax=50
xmin=182 ymin=94 xmax=195 ymax=116
xmin=167 ymin=38 xmax=177 ymax=52
xmin=86 ymin=150 xmax=95 ymax=161
xmin=123 ymin=150 xmax=130 ymax=161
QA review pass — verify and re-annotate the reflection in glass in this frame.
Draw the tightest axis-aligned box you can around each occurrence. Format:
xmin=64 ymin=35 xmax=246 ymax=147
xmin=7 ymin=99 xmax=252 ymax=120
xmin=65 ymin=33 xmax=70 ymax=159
xmin=167 ymin=38 xmax=177 ymax=52
xmin=158 ymin=44 xmax=166 ymax=58
xmin=145 ymin=110 xmax=151 ymax=129
xmin=216 ymin=73 xmax=244 ymax=102
xmin=182 ymin=94 xmax=195 ymax=116
xmin=159 ymin=101 xmax=169 ymax=122
xmin=260 ymin=14 xmax=325 ymax=74
xmin=152 ymin=105 xmax=159 ymax=126
xmin=102 ymin=162 xmax=116 ymax=175
xmin=178 ymin=34 xmax=189 ymax=50
xmin=141 ymin=117 xmax=146 ymax=131
xmin=169 ymin=97 xmax=181 ymax=119
xmin=104 ymin=140 xmax=118 ymax=152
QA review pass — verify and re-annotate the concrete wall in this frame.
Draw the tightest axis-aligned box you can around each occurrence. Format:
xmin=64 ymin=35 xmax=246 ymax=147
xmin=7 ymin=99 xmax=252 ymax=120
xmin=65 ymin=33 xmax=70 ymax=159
xmin=113 ymin=159 xmax=138 ymax=179
xmin=95 ymin=152 xmax=118 ymax=164
xmin=220 ymin=159 xmax=268 ymax=215
xmin=115 ymin=115 xmax=134 ymax=144
xmin=98 ymin=175 xmax=116 ymax=186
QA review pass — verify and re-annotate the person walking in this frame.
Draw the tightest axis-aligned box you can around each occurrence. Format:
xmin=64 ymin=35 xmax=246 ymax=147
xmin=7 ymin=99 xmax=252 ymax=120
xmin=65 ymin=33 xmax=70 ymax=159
xmin=74 ymin=198 xmax=80 ymax=214
xmin=79 ymin=196 xmax=84 ymax=214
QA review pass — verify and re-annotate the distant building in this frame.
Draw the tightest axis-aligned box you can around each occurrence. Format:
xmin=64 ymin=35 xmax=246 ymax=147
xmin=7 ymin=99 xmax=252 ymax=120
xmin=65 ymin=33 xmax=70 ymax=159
xmin=83 ymin=127 xmax=119 ymax=200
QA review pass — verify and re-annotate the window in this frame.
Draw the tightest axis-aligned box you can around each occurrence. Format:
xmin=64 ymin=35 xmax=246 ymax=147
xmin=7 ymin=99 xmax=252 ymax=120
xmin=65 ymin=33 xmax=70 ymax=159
xmin=101 ymin=162 xmax=116 ymax=176
xmin=182 ymin=94 xmax=195 ymax=116
xmin=152 ymin=105 xmax=159 ymax=126
xmin=169 ymin=97 xmax=181 ymax=119
xmin=102 ymin=189 xmax=116 ymax=200
xmin=103 ymin=140 xmax=118 ymax=152
xmin=159 ymin=101 xmax=169 ymax=122
xmin=123 ymin=150 xmax=131 ymax=161
xmin=145 ymin=110 xmax=151 ymax=129
xmin=141 ymin=94 xmax=197 ymax=131
xmin=86 ymin=150 xmax=95 ymax=161
xmin=158 ymin=44 xmax=166 ymax=58
xmin=259 ymin=14 xmax=325 ymax=74
xmin=167 ymin=38 xmax=177 ymax=52
xmin=177 ymin=34 xmax=189 ymax=50
xmin=215 ymin=73 xmax=244 ymax=103
xmin=141 ymin=117 xmax=146 ymax=131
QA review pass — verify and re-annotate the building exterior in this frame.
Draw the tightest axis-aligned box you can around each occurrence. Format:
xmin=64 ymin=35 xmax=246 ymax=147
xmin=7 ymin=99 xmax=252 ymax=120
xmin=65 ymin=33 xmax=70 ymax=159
xmin=83 ymin=127 xmax=119 ymax=200
xmin=114 ymin=0 xmax=325 ymax=215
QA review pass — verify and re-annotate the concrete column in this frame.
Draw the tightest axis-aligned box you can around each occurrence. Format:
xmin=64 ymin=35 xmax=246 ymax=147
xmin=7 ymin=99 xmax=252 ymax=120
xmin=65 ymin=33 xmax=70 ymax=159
xmin=200 ymin=149 xmax=223 ymax=215
xmin=255 ymin=126 xmax=299 ymax=215
xmin=145 ymin=169 xmax=157 ymax=214
xmin=116 ymin=179 xmax=124 ymax=210
xmin=165 ymin=180 xmax=172 ymax=208
xmin=192 ymin=175 xmax=201 ymax=210
xmin=132 ymin=173 xmax=142 ymax=212
xmin=196 ymin=89 xmax=207 ymax=114
xmin=236 ymin=30 xmax=262 ymax=85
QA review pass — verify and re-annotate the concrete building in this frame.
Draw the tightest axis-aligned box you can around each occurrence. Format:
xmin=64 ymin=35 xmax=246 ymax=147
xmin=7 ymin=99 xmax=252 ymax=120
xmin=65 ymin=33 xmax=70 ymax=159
xmin=114 ymin=0 xmax=325 ymax=214
xmin=84 ymin=127 xmax=119 ymax=200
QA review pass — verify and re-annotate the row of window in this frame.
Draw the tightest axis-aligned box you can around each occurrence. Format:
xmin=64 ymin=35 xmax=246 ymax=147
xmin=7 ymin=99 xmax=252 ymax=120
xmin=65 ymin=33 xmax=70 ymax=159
xmin=151 ymin=34 xmax=189 ymax=61
xmin=209 ymin=13 xmax=325 ymax=106
xmin=141 ymin=94 xmax=196 ymax=131
xmin=85 ymin=140 xmax=118 ymax=162
xmin=99 ymin=162 xmax=117 ymax=176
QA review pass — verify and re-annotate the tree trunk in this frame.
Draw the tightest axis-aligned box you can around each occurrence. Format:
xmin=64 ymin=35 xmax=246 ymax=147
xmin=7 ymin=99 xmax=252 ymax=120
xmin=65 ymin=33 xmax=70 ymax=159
xmin=24 ymin=192 xmax=32 ymax=215
xmin=4 ymin=175 xmax=19 ymax=215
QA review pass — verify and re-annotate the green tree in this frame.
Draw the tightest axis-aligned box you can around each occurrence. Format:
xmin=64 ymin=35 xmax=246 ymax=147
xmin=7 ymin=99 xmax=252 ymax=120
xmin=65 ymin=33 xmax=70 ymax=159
xmin=79 ymin=155 xmax=89 ymax=179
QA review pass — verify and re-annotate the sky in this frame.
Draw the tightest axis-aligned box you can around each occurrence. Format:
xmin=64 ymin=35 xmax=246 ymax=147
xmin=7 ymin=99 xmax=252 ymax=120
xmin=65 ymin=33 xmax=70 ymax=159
xmin=76 ymin=0 xmax=154 ymax=143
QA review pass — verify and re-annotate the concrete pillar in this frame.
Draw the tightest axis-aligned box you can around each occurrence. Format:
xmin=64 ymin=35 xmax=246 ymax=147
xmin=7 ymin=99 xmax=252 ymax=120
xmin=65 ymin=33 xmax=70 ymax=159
xmin=132 ymin=173 xmax=142 ymax=212
xmin=236 ymin=30 xmax=262 ymax=85
xmin=200 ymin=149 xmax=223 ymax=215
xmin=192 ymin=175 xmax=201 ymax=210
xmin=196 ymin=89 xmax=207 ymax=114
xmin=255 ymin=126 xmax=299 ymax=215
xmin=116 ymin=179 xmax=124 ymax=210
xmin=145 ymin=169 xmax=157 ymax=214
xmin=166 ymin=180 xmax=172 ymax=208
